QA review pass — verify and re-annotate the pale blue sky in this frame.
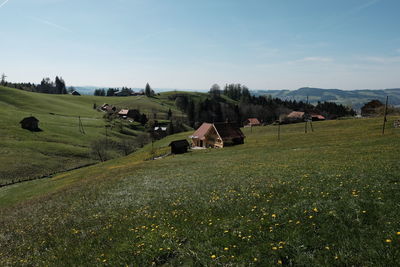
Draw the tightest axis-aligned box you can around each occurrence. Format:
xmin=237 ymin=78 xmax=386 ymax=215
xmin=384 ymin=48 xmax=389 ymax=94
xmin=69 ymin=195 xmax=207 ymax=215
xmin=1 ymin=0 xmax=399 ymax=90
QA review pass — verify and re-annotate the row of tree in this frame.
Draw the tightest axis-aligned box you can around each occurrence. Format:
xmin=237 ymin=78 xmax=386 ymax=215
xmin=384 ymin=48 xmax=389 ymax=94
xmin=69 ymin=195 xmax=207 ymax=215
xmin=93 ymin=83 xmax=155 ymax=97
xmin=0 ymin=74 xmax=69 ymax=94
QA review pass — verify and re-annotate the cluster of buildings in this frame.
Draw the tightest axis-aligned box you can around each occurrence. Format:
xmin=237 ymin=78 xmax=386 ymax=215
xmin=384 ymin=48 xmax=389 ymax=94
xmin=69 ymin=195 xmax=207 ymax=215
xmin=284 ymin=111 xmax=326 ymax=122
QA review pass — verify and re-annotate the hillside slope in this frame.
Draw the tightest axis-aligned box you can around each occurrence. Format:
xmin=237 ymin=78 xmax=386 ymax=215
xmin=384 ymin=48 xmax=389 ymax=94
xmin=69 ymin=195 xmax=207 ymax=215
xmin=0 ymin=86 xmax=191 ymax=184
xmin=1 ymin=117 xmax=399 ymax=266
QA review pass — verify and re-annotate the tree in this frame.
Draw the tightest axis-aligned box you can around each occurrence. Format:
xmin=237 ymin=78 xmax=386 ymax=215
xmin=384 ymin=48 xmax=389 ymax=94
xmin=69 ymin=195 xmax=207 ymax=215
xmin=209 ymin=83 xmax=221 ymax=99
xmin=37 ymin=77 xmax=54 ymax=94
xmin=90 ymin=139 xmax=108 ymax=162
xmin=167 ymin=121 xmax=174 ymax=135
xmin=118 ymin=139 xmax=138 ymax=156
xmin=55 ymin=76 xmax=67 ymax=94
xmin=145 ymin=83 xmax=154 ymax=97
xmin=107 ymin=88 xmax=118 ymax=96
xmin=94 ymin=89 xmax=106 ymax=96
xmin=361 ymin=100 xmax=384 ymax=117
xmin=175 ymin=95 xmax=188 ymax=111
xmin=186 ymin=99 xmax=195 ymax=126
xmin=167 ymin=108 xmax=172 ymax=120
xmin=0 ymin=73 xmax=7 ymax=86
xmin=139 ymin=113 xmax=148 ymax=126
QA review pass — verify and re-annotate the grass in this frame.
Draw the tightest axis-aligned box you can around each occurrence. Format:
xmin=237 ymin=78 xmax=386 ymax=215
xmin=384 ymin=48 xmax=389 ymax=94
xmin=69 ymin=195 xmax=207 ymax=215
xmin=0 ymin=116 xmax=399 ymax=266
xmin=0 ymin=86 xmax=194 ymax=184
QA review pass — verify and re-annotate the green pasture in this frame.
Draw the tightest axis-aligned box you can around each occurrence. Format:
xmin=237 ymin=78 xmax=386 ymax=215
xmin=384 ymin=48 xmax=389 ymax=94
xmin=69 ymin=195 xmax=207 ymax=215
xmin=1 ymin=116 xmax=399 ymax=266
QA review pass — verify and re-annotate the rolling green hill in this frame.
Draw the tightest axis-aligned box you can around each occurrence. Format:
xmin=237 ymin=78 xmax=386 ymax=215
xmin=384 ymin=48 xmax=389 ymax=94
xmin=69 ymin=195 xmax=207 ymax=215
xmin=0 ymin=86 xmax=195 ymax=185
xmin=1 ymin=116 xmax=399 ymax=266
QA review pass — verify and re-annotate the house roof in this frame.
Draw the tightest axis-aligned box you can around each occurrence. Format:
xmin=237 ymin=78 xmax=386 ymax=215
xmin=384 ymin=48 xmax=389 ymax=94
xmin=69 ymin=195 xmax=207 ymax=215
xmin=20 ymin=116 xmax=38 ymax=124
xmin=191 ymin=122 xmax=245 ymax=141
xmin=287 ymin=111 xmax=305 ymax=118
xmin=311 ymin=114 xmax=325 ymax=120
xmin=191 ymin=123 xmax=213 ymax=140
xmin=118 ymin=109 xmax=129 ymax=115
xmin=214 ymin=123 xmax=245 ymax=140
xmin=169 ymin=139 xmax=189 ymax=147
xmin=246 ymin=118 xmax=261 ymax=124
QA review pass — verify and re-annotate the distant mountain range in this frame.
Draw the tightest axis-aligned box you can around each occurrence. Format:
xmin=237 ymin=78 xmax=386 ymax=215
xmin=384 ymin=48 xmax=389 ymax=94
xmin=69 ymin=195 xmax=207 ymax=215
xmin=253 ymin=87 xmax=400 ymax=110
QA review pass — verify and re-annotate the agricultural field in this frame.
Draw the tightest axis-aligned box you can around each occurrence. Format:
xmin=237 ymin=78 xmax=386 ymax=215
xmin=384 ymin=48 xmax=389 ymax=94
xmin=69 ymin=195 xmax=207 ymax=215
xmin=1 ymin=116 xmax=399 ymax=266
xmin=0 ymin=86 xmax=192 ymax=185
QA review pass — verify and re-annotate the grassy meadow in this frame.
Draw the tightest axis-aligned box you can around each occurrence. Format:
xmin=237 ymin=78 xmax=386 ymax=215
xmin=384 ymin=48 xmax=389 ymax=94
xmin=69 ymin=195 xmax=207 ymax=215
xmin=1 ymin=116 xmax=399 ymax=266
xmin=0 ymin=86 xmax=189 ymax=185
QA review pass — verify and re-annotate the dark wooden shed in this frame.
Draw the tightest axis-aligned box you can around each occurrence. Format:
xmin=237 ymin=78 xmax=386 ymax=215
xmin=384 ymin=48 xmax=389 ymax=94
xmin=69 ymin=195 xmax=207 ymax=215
xmin=169 ymin=140 xmax=190 ymax=154
xmin=20 ymin=116 xmax=40 ymax=131
xmin=71 ymin=90 xmax=81 ymax=96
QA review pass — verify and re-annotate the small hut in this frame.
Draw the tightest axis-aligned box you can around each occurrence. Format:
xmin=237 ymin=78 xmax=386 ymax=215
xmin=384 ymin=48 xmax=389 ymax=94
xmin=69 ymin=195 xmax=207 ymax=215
xmin=71 ymin=90 xmax=81 ymax=96
xmin=20 ymin=116 xmax=40 ymax=131
xmin=169 ymin=140 xmax=190 ymax=154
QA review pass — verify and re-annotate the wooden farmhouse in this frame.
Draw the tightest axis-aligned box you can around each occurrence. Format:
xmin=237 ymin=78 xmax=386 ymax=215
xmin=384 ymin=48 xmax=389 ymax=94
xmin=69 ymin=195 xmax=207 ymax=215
xmin=190 ymin=122 xmax=245 ymax=148
xmin=100 ymin=104 xmax=116 ymax=113
xmin=244 ymin=118 xmax=261 ymax=127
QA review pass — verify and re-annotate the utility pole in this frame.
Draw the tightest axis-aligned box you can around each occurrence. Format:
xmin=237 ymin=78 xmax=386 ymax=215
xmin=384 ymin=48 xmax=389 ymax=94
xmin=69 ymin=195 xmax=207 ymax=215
xmin=382 ymin=96 xmax=389 ymax=135
xmin=304 ymin=96 xmax=309 ymax=134
xmin=304 ymin=95 xmax=314 ymax=133
xmin=78 ymin=116 xmax=85 ymax=134
xmin=278 ymin=119 xmax=281 ymax=141
xmin=105 ymin=125 xmax=108 ymax=150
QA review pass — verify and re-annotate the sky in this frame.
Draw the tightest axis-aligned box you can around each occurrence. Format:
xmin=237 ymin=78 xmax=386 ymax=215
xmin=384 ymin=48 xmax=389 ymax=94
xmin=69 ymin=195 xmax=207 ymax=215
xmin=0 ymin=0 xmax=400 ymax=90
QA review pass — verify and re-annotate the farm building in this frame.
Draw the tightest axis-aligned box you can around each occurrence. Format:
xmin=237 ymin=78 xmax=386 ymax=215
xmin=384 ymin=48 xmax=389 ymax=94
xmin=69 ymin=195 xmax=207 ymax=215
xmin=190 ymin=122 xmax=245 ymax=148
xmin=118 ymin=109 xmax=129 ymax=117
xmin=311 ymin=114 xmax=326 ymax=121
xmin=169 ymin=140 xmax=190 ymax=154
xmin=100 ymin=104 xmax=116 ymax=113
xmin=71 ymin=90 xmax=81 ymax=96
xmin=118 ymin=109 xmax=140 ymax=120
xmin=244 ymin=118 xmax=261 ymax=127
xmin=287 ymin=111 xmax=305 ymax=120
xmin=20 ymin=116 xmax=40 ymax=131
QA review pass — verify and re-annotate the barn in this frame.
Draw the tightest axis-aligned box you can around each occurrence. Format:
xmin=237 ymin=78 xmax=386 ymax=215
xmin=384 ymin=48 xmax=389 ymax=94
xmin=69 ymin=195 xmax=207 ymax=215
xmin=287 ymin=111 xmax=305 ymax=121
xmin=169 ymin=140 xmax=190 ymax=154
xmin=311 ymin=114 xmax=326 ymax=121
xmin=190 ymin=122 xmax=245 ymax=148
xmin=244 ymin=118 xmax=261 ymax=127
xmin=20 ymin=116 xmax=40 ymax=131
